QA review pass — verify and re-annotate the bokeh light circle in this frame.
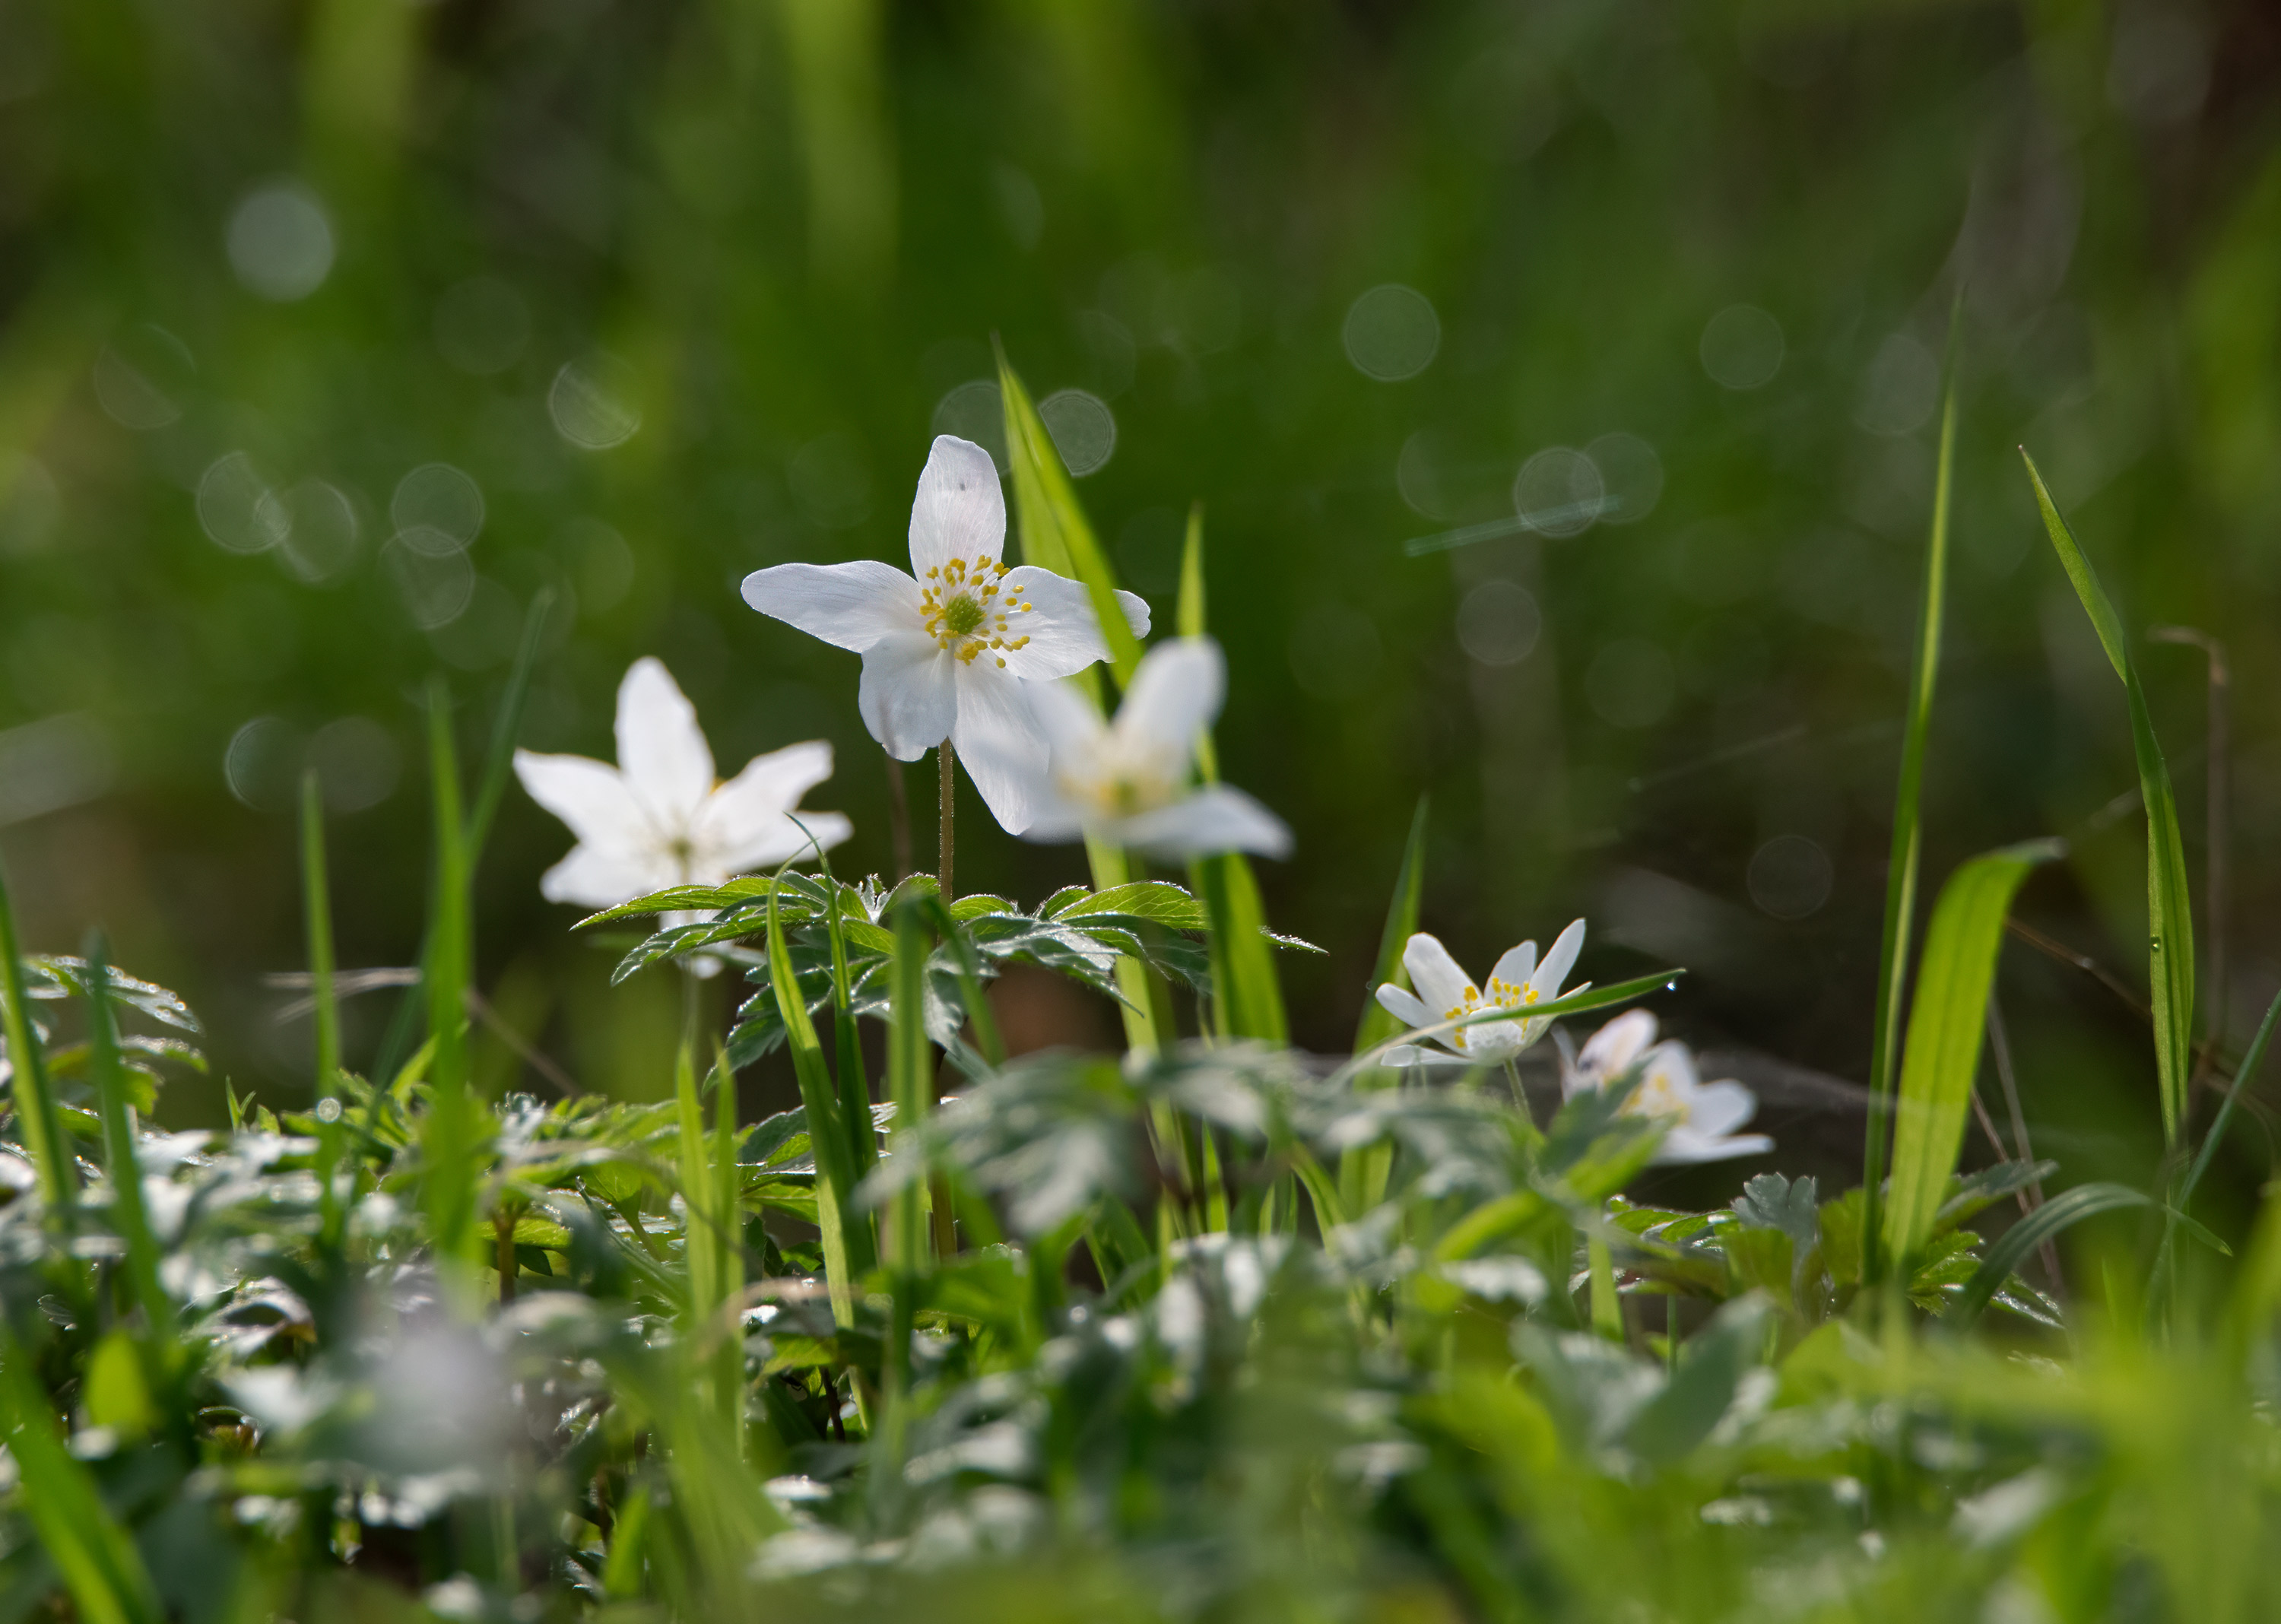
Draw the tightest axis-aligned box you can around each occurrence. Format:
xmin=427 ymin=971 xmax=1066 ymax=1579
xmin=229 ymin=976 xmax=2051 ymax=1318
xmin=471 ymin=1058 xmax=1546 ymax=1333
xmin=227 ymin=182 xmax=335 ymax=302
xmin=1457 ymin=580 xmax=1542 ymax=667
xmin=1747 ymin=835 xmax=1833 ymax=919
xmin=392 ymin=462 xmax=484 ymax=549
xmin=1513 ymin=447 xmax=1605 ymax=537
xmin=1699 ymin=304 xmax=1785 ymax=390
xmin=1583 ymin=433 xmax=1663 ymax=525
xmin=1343 ymin=284 xmax=1440 ymax=381
xmin=1039 ymin=389 xmax=1116 ymax=476
xmin=197 ymin=452 xmax=290 ymax=553
xmin=549 ymin=354 xmax=642 ymax=450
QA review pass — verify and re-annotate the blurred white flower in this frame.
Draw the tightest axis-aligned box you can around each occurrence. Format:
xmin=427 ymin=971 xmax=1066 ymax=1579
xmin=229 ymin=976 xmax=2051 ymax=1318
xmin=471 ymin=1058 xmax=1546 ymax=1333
xmin=1023 ymin=638 xmax=1290 ymax=861
xmin=513 ymin=656 xmax=850 ymax=912
xmin=1375 ymin=921 xmax=1588 ymax=1066
xmin=1559 ymin=1009 xmax=1773 ymax=1164
xmin=740 ymin=434 xmax=1148 ymax=834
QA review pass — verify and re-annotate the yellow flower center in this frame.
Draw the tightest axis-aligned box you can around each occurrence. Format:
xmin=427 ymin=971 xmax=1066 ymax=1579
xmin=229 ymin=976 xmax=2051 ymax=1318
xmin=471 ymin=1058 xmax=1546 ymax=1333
xmin=920 ymin=555 xmax=1034 ymax=666
xmin=1441 ymin=977 xmax=1539 ymax=1051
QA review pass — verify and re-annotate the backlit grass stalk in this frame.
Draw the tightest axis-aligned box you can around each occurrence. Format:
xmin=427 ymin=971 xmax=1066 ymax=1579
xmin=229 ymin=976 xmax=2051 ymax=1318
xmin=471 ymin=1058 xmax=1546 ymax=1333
xmin=423 ymin=680 xmax=480 ymax=1285
xmin=765 ymin=860 xmax=871 ymax=1324
xmin=0 ymin=860 xmax=73 ymax=1216
xmin=300 ymin=770 xmax=346 ymax=1248
xmin=1861 ymin=300 xmax=1962 ymax=1285
xmin=84 ymin=937 xmax=170 ymax=1349
xmin=2023 ymin=452 xmax=2196 ymax=1150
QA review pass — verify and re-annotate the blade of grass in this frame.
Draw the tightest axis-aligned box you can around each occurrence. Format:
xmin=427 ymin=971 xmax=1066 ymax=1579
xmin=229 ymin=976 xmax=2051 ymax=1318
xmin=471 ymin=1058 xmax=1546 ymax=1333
xmin=995 ymin=346 xmax=1172 ymax=1054
xmin=2022 ymin=451 xmax=2196 ymax=1149
xmin=795 ymin=819 xmax=877 ymax=1184
xmin=371 ymin=592 xmax=550 ymax=1088
xmin=1861 ymin=297 xmax=1962 ymax=1284
xmin=765 ymin=863 xmax=870 ymax=1323
xmin=84 ymin=937 xmax=169 ymax=1346
xmin=1172 ymin=504 xmax=1290 ymax=1045
xmin=423 ymin=680 xmax=478 ymax=1284
xmin=1949 ymin=1182 xmax=2156 ymax=1327
xmin=1881 ymin=839 xmax=2061 ymax=1271
xmin=0 ymin=860 xmax=74 ymax=1215
xmin=995 ymin=339 xmax=1141 ymax=685
xmin=300 ymin=770 xmax=346 ymax=1250
xmin=884 ymin=898 xmax=931 ymax=1275
xmin=1191 ymin=854 xmax=1290 ymax=1045
xmin=2177 ymin=983 xmax=2281 ymax=1219
xmin=1340 ymin=795 xmax=1430 ymax=1215
xmin=0 ymin=1327 xmax=163 ymax=1624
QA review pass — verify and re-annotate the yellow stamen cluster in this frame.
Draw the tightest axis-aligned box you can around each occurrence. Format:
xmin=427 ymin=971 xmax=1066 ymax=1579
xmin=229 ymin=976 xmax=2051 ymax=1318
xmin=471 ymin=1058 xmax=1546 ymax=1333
xmin=1442 ymin=976 xmax=1539 ymax=1051
xmin=921 ymin=555 xmax=1035 ymax=666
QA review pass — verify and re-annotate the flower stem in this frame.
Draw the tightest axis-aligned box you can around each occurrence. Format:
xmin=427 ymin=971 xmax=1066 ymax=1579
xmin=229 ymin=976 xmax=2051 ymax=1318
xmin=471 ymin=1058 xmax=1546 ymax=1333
xmin=884 ymin=747 xmax=912 ymax=881
xmin=937 ymin=742 xmax=956 ymax=905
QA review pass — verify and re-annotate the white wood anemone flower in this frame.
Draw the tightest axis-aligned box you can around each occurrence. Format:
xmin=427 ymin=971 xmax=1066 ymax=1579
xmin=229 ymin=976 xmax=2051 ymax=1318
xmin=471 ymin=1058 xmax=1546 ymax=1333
xmin=1558 ymin=1009 xmax=1774 ymax=1164
xmin=738 ymin=433 xmax=1148 ymax=835
xmin=1374 ymin=921 xmax=1588 ymax=1067
xmin=1022 ymin=637 xmax=1292 ymax=860
xmin=512 ymin=658 xmax=851 ymax=974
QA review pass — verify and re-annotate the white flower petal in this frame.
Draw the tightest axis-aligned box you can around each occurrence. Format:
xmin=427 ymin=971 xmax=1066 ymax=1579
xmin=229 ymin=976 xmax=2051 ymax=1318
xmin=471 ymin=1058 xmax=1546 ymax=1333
xmin=1115 ymin=638 xmax=1223 ymax=760
xmin=1651 ymin=1129 xmax=1775 ymax=1166
xmin=513 ymin=750 xmax=651 ymax=855
xmin=950 ymin=661 xmax=1049 ymax=834
xmin=538 ymin=842 xmax=671 ymax=909
xmin=1028 ymin=675 xmax=1107 ymax=761
xmin=1578 ymin=1010 xmax=1658 ymax=1083
xmin=741 ymin=560 xmax=923 ymax=653
xmin=992 ymin=568 xmax=1122 ymax=680
xmin=712 ymin=810 xmax=854 ymax=874
xmin=1400 ymin=934 xmax=1475 ymax=1020
xmin=1112 ymin=785 xmax=1291 ymax=861
xmin=1529 ymin=918 xmax=1588 ymax=998
xmin=1383 ymin=1044 xmax=1471 ymax=1068
xmin=1489 ymin=940 xmax=1539 ymax=994
xmin=908 ymin=436 xmax=1005 ymax=579
xmin=615 ymin=658 xmax=715 ymax=826
xmin=857 ymin=631 xmax=958 ymax=760
xmin=697 ymin=739 xmax=835 ymax=845
xmin=1375 ymin=984 xmax=1431 ymax=1029
xmin=1682 ymin=1077 xmax=1759 ymax=1140
xmin=1016 ymin=786 xmax=1090 ymax=843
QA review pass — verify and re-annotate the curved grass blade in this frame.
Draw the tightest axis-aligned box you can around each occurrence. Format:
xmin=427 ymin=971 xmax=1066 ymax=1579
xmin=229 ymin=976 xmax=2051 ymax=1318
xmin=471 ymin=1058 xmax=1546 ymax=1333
xmin=995 ymin=340 xmax=1142 ymax=686
xmin=766 ymin=859 xmax=871 ymax=1322
xmin=1882 ymin=839 xmax=2061 ymax=1272
xmin=1353 ymin=796 xmax=1430 ymax=1058
xmin=2023 ymin=451 xmax=2195 ymax=1147
xmin=301 ymin=770 xmax=346 ymax=1249
xmin=1329 ymin=970 xmax=1682 ymax=1092
xmin=1862 ymin=299 xmax=1962 ymax=1283
xmin=1948 ymin=1182 xmax=2155 ymax=1327
xmin=1341 ymin=795 xmax=1430 ymax=1213
xmin=422 ymin=680 xmax=478 ymax=1282
xmin=0 ymin=860 xmax=73 ymax=1214
xmin=0 ymin=1327 xmax=163 ymax=1624
xmin=84 ymin=936 xmax=169 ymax=1346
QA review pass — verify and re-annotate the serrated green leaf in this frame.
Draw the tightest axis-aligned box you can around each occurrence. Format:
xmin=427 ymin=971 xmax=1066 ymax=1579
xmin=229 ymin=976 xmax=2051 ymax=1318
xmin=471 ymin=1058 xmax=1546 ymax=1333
xmin=1058 ymin=881 xmax=1209 ymax=928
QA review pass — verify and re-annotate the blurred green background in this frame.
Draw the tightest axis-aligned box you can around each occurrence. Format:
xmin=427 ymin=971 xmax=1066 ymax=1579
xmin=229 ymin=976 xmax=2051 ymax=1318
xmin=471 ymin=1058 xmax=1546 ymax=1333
xmin=2 ymin=0 xmax=2277 ymax=1211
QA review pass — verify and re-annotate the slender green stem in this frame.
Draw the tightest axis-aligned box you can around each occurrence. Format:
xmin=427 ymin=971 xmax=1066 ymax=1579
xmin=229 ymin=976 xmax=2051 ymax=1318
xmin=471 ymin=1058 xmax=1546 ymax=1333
xmin=424 ymin=680 xmax=477 ymax=1283
xmin=1863 ymin=294 xmax=1963 ymax=1284
xmin=300 ymin=772 xmax=347 ymax=1247
xmin=0 ymin=859 xmax=72 ymax=1215
xmin=937 ymin=742 xmax=955 ymax=906
xmin=1588 ymin=1229 xmax=1621 ymax=1341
